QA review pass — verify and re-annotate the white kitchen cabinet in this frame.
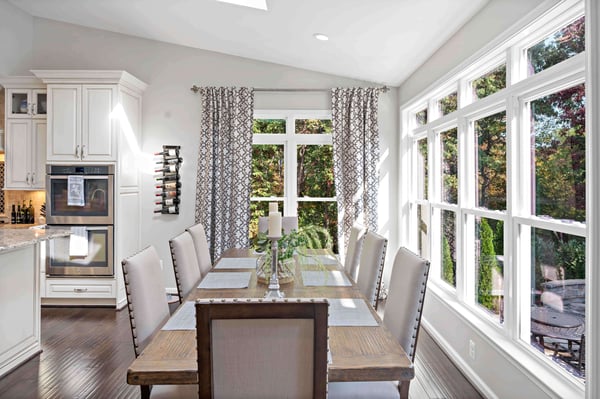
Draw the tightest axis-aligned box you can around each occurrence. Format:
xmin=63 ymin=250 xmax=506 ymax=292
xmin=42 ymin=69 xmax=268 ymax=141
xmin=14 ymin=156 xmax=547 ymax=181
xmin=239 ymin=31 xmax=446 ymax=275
xmin=4 ymin=119 xmax=46 ymax=189
xmin=46 ymin=84 xmax=117 ymax=162
xmin=5 ymin=88 xmax=47 ymax=119
xmin=0 ymin=77 xmax=47 ymax=190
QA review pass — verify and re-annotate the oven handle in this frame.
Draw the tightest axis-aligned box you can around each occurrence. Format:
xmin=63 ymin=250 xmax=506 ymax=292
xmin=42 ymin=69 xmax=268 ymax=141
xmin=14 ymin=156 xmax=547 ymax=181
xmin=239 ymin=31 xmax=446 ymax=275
xmin=81 ymin=226 xmax=111 ymax=231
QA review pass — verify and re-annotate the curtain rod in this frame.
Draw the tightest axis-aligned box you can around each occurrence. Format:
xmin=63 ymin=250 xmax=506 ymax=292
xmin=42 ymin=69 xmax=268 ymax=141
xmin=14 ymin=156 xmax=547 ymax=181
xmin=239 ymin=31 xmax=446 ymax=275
xmin=190 ymin=85 xmax=390 ymax=94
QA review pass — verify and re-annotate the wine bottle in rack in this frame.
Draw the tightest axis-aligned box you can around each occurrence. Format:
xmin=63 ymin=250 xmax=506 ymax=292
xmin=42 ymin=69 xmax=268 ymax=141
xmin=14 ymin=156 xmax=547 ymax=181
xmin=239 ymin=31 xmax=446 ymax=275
xmin=156 ymin=181 xmax=182 ymax=190
xmin=155 ymin=164 xmax=178 ymax=173
xmin=156 ymin=198 xmax=180 ymax=206
xmin=157 ymin=157 xmax=183 ymax=165
xmin=155 ymin=189 xmax=181 ymax=198
xmin=154 ymin=173 xmax=180 ymax=181
xmin=154 ymin=148 xmax=179 ymax=157
xmin=154 ymin=205 xmax=178 ymax=214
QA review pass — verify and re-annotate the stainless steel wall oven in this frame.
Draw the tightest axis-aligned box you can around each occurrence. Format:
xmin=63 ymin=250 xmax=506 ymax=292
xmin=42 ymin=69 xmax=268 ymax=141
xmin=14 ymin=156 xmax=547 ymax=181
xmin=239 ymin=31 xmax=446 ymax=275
xmin=45 ymin=165 xmax=114 ymax=276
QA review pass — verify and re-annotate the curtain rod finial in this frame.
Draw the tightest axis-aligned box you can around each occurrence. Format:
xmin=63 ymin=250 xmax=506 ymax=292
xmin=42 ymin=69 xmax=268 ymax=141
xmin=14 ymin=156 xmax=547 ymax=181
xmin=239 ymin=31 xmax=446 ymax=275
xmin=191 ymin=85 xmax=201 ymax=93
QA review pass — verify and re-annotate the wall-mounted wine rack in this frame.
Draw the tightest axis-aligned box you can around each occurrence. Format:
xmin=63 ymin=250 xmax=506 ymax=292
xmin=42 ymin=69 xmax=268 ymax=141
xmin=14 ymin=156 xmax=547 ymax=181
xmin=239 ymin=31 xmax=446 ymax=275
xmin=154 ymin=145 xmax=182 ymax=215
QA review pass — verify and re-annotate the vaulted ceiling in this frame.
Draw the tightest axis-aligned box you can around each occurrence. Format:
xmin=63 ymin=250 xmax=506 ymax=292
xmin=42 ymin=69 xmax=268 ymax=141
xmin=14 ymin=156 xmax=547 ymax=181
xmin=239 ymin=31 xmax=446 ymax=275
xmin=8 ymin=0 xmax=489 ymax=86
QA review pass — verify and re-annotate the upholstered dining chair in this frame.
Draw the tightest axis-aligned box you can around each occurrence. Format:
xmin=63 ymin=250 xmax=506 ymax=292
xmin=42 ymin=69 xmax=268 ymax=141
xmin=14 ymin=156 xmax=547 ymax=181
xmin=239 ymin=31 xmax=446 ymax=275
xmin=186 ymin=223 xmax=213 ymax=277
xmin=170 ymin=230 xmax=203 ymax=303
xmin=343 ymin=223 xmax=366 ymax=282
xmin=122 ymin=246 xmax=197 ymax=399
xmin=355 ymin=231 xmax=388 ymax=309
xmin=258 ymin=215 xmax=299 ymax=235
xmin=328 ymin=247 xmax=431 ymax=399
xmin=195 ymin=298 xmax=329 ymax=399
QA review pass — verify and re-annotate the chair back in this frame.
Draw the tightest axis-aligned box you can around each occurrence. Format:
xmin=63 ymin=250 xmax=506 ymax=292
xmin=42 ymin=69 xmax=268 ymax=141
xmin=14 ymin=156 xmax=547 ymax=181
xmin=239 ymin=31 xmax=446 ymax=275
xmin=356 ymin=231 xmax=388 ymax=308
xmin=343 ymin=223 xmax=366 ymax=281
xmin=196 ymin=298 xmax=328 ymax=399
xmin=186 ymin=223 xmax=213 ymax=277
xmin=170 ymin=231 xmax=202 ymax=301
xmin=258 ymin=216 xmax=299 ymax=235
xmin=384 ymin=247 xmax=430 ymax=361
xmin=122 ymin=246 xmax=170 ymax=357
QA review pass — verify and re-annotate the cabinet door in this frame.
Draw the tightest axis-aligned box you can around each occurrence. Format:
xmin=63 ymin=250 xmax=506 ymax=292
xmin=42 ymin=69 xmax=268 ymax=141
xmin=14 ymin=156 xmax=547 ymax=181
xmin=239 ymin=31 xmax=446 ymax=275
xmin=30 ymin=120 xmax=47 ymax=189
xmin=6 ymin=89 xmax=32 ymax=118
xmin=5 ymin=119 xmax=33 ymax=189
xmin=32 ymin=89 xmax=47 ymax=119
xmin=81 ymin=85 xmax=117 ymax=161
xmin=47 ymin=85 xmax=81 ymax=162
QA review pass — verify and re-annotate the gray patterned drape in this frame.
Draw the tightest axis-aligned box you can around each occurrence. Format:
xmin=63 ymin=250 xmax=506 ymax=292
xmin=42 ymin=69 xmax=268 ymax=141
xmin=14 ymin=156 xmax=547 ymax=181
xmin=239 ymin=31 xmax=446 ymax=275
xmin=195 ymin=87 xmax=254 ymax=260
xmin=332 ymin=87 xmax=380 ymax=253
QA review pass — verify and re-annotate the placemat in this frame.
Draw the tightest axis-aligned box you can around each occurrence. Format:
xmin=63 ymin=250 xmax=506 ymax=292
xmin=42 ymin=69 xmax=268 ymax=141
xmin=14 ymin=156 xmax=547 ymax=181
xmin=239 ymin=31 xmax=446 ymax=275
xmin=301 ymin=270 xmax=352 ymax=286
xmin=198 ymin=272 xmax=252 ymax=289
xmin=161 ymin=301 xmax=195 ymax=330
xmin=215 ymin=257 xmax=258 ymax=269
xmin=328 ymin=298 xmax=379 ymax=326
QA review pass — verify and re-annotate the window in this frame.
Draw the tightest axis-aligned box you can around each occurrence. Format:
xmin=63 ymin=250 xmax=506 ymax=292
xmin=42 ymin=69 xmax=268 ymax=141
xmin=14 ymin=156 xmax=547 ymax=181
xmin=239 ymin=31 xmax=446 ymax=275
xmin=250 ymin=112 xmax=338 ymax=251
xmin=403 ymin=4 xmax=586 ymax=386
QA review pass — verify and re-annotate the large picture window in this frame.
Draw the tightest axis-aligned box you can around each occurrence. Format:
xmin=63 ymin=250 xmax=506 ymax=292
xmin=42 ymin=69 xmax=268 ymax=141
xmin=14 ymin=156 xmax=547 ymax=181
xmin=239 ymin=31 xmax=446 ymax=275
xmin=250 ymin=111 xmax=338 ymax=250
xmin=404 ymin=6 xmax=586 ymax=386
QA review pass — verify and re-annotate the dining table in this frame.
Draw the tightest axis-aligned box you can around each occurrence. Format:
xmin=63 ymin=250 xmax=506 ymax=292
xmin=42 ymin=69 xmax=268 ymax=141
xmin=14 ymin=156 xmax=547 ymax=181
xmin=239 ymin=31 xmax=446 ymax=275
xmin=126 ymin=248 xmax=414 ymax=392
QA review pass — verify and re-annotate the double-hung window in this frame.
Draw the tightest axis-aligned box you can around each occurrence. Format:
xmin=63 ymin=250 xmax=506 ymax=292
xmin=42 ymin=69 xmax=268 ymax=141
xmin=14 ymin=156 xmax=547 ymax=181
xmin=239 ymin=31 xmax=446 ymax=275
xmin=250 ymin=111 xmax=338 ymax=250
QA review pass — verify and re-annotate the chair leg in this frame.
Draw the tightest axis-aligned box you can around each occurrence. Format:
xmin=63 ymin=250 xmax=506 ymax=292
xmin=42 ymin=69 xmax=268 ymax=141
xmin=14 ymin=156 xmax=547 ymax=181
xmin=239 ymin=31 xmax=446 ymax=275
xmin=140 ymin=385 xmax=151 ymax=399
xmin=399 ymin=380 xmax=410 ymax=399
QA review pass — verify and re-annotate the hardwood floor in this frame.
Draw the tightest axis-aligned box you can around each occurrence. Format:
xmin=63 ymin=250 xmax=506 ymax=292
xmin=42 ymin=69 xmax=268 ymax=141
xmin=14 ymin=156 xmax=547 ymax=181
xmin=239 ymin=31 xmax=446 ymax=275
xmin=0 ymin=306 xmax=484 ymax=399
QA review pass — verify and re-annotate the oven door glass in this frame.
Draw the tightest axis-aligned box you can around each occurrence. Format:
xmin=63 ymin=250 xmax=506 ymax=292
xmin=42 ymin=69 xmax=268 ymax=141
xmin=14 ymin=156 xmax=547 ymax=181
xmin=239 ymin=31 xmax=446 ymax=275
xmin=46 ymin=225 xmax=114 ymax=276
xmin=47 ymin=175 xmax=113 ymax=224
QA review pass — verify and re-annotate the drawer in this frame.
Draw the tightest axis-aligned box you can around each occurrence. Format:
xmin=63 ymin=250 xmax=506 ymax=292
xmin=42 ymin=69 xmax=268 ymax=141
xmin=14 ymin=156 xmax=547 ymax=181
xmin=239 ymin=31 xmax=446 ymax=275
xmin=45 ymin=278 xmax=116 ymax=299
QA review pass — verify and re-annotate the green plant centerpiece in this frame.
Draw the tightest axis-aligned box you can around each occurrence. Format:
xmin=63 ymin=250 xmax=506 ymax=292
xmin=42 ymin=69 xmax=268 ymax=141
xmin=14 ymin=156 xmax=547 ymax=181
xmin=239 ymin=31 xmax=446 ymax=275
xmin=254 ymin=225 xmax=332 ymax=285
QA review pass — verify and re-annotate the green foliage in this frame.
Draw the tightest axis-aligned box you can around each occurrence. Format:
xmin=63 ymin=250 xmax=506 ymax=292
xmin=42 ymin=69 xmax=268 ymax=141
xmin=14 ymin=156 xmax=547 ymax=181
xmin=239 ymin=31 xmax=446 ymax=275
xmin=441 ymin=128 xmax=458 ymax=203
xmin=253 ymin=119 xmax=286 ymax=134
xmin=527 ymin=16 xmax=584 ymax=74
xmin=478 ymin=218 xmax=496 ymax=310
xmin=476 ymin=112 xmax=507 ymax=210
xmin=442 ymin=235 xmax=455 ymax=286
xmin=493 ymin=220 xmax=504 ymax=257
xmin=472 ymin=64 xmax=506 ymax=99
xmin=295 ymin=119 xmax=332 ymax=134
xmin=439 ymin=92 xmax=457 ymax=115
xmin=556 ymin=237 xmax=585 ymax=280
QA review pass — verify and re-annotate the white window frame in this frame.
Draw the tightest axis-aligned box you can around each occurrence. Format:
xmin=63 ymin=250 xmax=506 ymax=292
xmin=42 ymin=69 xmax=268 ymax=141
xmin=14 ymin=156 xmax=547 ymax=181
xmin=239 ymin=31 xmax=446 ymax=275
xmin=251 ymin=110 xmax=335 ymax=217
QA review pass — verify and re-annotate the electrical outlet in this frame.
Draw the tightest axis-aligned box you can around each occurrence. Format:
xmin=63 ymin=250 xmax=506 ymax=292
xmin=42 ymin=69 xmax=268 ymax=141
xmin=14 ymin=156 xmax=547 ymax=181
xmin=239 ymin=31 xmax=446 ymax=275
xmin=469 ymin=339 xmax=476 ymax=360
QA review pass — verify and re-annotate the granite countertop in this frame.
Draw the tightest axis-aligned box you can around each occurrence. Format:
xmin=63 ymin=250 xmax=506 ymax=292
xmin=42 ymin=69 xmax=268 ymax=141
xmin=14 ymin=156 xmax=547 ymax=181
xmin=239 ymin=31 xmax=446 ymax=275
xmin=0 ymin=228 xmax=71 ymax=253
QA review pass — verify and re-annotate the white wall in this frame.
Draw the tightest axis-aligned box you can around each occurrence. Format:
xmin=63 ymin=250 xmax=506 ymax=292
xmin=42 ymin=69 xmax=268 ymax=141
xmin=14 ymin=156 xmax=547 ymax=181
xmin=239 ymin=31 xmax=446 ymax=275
xmin=28 ymin=18 xmax=398 ymax=290
xmin=0 ymin=0 xmax=34 ymax=76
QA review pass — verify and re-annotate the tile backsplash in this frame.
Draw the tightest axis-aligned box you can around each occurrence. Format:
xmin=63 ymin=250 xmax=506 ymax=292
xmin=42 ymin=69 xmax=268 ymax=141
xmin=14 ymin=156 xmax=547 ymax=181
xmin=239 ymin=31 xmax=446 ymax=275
xmin=2 ymin=190 xmax=46 ymax=224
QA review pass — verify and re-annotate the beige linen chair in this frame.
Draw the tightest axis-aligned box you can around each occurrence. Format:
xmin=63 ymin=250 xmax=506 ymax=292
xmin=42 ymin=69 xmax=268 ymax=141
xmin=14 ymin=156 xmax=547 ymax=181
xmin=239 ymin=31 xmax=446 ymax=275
xmin=355 ymin=231 xmax=388 ymax=309
xmin=122 ymin=246 xmax=197 ymax=399
xmin=186 ymin=223 xmax=213 ymax=277
xmin=196 ymin=298 xmax=329 ymax=399
xmin=328 ymin=247 xmax=431 ymax=399
xmin=343 ymin=223 xmax=366 ymax=282
xmin=170 ymin=230 xmax=203 ymax=302
xmin=258 ymin=215 xmax=299 ymax=235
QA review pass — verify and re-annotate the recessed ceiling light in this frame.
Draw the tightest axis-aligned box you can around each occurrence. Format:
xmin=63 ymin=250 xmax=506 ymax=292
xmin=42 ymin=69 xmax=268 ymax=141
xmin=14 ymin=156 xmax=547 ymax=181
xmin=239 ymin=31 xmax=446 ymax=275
xmin=216 ymin=0 xmax=268 ymax=10
xmin=313 ymin=33 xmax=329 ymax=41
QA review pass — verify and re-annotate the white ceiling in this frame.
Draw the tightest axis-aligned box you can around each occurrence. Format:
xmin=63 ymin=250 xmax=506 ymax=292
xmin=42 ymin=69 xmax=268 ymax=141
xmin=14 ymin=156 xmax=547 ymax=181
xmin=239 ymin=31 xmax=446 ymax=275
xmin=8 ymin=0 xmax=489 ymax=86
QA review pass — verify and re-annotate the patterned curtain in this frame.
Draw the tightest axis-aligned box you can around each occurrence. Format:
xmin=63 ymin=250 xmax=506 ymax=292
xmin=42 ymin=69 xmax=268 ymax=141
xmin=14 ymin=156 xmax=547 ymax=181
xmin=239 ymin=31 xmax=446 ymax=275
xmin=195 ymin=87 xmax=254 ymax=260
xmin=332 ymin=87 xmax=380 ymax=253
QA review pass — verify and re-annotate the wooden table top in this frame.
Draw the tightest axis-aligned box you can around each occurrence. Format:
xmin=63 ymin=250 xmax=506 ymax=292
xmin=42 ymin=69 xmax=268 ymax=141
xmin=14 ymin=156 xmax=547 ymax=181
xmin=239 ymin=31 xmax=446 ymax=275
xmin=127 ymin=248 xmax=414 ymax=386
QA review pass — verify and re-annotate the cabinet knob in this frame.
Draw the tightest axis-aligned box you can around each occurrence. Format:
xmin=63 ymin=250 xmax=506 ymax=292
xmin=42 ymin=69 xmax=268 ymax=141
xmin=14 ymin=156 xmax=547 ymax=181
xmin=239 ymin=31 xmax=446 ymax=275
xmin=81 ymin=145 xmax=86 ymax=159
xmin=75 ymin=145 xmax=80 ymax=158
xmin=31 ymin=172 xmax=36 ymax=185
xmin=26 ymin=173 xmax=30 ymax=185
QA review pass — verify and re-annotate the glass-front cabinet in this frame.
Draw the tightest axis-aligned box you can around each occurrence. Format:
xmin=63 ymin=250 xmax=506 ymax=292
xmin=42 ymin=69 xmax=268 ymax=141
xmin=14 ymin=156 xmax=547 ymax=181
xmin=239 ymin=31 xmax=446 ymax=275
xmin=6 ymin=88 xmax=47 ymax=118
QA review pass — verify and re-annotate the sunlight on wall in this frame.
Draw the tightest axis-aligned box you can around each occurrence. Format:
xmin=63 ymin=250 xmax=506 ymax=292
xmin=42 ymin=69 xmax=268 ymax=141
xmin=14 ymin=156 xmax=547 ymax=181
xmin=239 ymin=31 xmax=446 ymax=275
xmin=110 ymin=103 xmax=154 ymax=175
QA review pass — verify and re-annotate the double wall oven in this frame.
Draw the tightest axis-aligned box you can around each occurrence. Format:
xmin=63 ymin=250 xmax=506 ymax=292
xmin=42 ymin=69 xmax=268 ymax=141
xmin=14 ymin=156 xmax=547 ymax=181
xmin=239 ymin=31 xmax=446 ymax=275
xmin=45 ymin=165 xmax=114 ymax=276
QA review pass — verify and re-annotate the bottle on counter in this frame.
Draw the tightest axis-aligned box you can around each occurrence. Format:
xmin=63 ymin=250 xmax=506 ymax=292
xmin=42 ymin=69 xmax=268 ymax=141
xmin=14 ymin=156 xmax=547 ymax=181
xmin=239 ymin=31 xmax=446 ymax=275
xmin=11 ymin=204 xmax=17 ymax=224
xmin=22 ymin=200 xmax=29 ymax=225
xmin=16 ymin=205 xmax=22 ymax=224
xmin=28 ymin=200 xmax=35 ymax=224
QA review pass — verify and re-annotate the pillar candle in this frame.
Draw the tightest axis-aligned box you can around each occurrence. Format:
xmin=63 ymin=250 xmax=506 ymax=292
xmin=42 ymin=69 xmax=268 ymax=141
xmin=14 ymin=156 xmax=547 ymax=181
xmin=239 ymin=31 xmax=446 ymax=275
xmin=268 ymin=202 xmax=278 ymax=213
xmin=268 ymin=211 xmax=282 ymax=237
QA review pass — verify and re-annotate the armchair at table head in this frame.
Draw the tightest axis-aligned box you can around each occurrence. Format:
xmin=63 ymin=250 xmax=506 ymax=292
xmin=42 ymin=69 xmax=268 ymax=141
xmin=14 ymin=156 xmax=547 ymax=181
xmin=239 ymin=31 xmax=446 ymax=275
xmin=195 ymin=298 xmax=329 ymax=399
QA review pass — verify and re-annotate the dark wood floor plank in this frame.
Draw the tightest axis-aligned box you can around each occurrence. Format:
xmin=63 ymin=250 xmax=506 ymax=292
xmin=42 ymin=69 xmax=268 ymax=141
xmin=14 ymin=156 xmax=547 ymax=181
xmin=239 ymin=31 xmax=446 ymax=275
xmin=0 ymin=305 xmax=482 ymax=399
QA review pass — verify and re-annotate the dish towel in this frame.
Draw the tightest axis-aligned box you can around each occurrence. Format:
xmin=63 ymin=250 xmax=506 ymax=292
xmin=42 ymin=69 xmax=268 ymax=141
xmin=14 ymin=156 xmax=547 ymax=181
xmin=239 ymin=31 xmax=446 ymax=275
xmin=67 ymin=176 xmax=85 ymax=207
xmin=69 ymin=226 xmax=89 ymax=257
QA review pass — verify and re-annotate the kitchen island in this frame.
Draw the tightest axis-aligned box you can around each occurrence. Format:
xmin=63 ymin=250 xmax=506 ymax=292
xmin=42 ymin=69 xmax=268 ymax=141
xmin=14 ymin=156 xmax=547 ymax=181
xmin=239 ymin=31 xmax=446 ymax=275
xmin=0 ymin=227 xmax=70 ymax=378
